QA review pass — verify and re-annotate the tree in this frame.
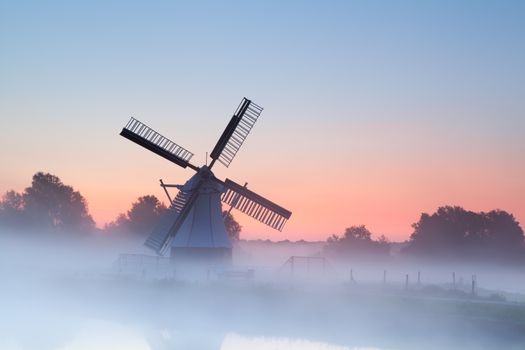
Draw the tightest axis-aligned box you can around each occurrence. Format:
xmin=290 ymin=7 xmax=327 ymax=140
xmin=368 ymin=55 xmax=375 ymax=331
xmin=223 ymin=210 xmax=242 ymax=240
xmin=106 ymin=195 xmax=167 ymax=234
xmin=342 ymin=225 xmax=373 ymax=241
xmin=325 ymin=225 xmax=390 ymax=258
xmin=0 ymin=190 xmax=25 ymax=227
xmin=0 ymin=172 xmax=95 ymax=232
xmin=403 ymin=206 xmax=525 ymax=262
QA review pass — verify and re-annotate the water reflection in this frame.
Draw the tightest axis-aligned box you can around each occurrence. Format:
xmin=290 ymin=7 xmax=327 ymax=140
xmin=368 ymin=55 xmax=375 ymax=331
xmin=58 ymin=319 xmax=151 ymax=350
xmin=9 ymin=319 xmax=382 ymax=350
xmin=221 ymin=333 xmax=383 ymax=350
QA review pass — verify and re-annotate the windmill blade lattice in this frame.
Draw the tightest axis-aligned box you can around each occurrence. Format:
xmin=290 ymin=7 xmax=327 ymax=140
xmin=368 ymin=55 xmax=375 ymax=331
xmin=144 ymin=205 xmax=181 ymax=254
xmin=171 ymin=188 xmax=190 ymax=213
xmin=221 ymin=178 xmax=292 ymax=231
xmin=210 ymin=98 xmax=263 ymax=168
xmin=120 ymin=117 xmax=195 ymax=169
xmin=145 ymin=183 xmax=202 ymax=254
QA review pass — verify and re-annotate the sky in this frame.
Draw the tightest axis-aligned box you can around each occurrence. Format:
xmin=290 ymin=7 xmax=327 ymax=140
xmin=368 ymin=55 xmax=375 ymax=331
xmin=1 ymin=0 xmax=524 ymax=241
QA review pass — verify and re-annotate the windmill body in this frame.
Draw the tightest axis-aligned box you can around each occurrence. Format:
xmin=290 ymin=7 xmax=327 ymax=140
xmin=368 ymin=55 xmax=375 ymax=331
xmin=120 ymin=98 xmax=291 ymax=265
xmin=169 ymin=166 xmax=232 ymax=263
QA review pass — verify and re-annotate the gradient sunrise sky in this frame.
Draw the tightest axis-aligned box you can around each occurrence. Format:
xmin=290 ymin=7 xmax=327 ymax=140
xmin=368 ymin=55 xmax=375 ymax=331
xmin=1 ymin=0 xmax=524 ymax=241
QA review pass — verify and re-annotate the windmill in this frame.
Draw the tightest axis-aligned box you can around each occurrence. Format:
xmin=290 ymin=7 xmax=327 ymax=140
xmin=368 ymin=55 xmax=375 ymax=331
xmin=120 ymin=98 xmax=292 ymax=264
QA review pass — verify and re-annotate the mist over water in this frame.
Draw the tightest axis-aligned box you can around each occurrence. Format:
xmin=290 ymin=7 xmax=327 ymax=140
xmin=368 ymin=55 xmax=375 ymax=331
xmin=2 ymin=229 xmax=525 ymax=350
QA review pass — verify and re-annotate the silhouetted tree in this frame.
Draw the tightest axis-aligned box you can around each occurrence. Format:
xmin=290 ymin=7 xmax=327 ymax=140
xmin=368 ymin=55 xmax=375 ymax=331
xmin=0 ymin=172 xmax=95 ymax=232
xmin=403 ymin=206 xmax=525 ymax=262
xmin=106 ymin=195 xmax=166 ymax=234
xmin=222 ymin=210 xmax=242 ymax=240
xmin=325 ymin=225 xmax=390 ymax=258
xmin=0 ymin=190 xmax=25 ymax=227
xmin=343 ymin=225 xmax=373 ymax=241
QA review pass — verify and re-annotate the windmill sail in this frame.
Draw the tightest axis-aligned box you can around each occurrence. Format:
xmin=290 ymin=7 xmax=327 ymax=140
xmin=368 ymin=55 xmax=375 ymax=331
xmin=120 ymin=117 xmax=195 ymax=169
xmin=221 ymin=178 xmax=291 ymax=231
xmin=145 ymin=187 xmax=197 ymax=254
xmin=171 ymin=187 xmax=190 ymax=213
xmin=144 ymin=206 xmax=180 ymax=255
xmin=210 ymin=98 xmax=263 ymax=168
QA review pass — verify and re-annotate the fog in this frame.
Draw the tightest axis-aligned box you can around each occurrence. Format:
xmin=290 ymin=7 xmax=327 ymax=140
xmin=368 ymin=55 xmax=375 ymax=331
xmin=2 ymin=230 xmax=525 ymax=350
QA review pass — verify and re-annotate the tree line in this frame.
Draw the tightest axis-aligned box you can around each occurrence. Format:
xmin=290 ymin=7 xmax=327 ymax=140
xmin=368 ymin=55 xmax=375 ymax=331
xmin=0 ymin=172 xmax=241 ymax=240
xmin=325 ymin=206 xmax=525 ymax=264
xmin=2 ymin=172 xmax=524 ymax=264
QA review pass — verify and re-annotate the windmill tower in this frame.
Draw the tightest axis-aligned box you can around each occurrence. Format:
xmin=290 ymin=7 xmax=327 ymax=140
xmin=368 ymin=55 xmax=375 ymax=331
xmin=120 ymin=98 xmax=292 ymax=265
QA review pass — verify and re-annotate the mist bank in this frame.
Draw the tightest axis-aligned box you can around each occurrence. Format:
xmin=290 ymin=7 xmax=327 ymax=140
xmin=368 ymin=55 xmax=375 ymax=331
xmin=3 ymin=228 xmax=525 ymax=294
xmin=3 ymin=228 xmax=525 ymax=350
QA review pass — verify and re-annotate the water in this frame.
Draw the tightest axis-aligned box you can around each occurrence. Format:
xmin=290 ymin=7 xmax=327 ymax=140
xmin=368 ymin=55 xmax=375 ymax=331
xmin=15 ymin=319 xmax=381 ymax=350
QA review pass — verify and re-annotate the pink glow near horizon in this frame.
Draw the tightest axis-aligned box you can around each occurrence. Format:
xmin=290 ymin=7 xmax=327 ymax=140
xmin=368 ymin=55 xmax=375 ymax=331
xmin=2 ymin=117 xmax=524 ymax=242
